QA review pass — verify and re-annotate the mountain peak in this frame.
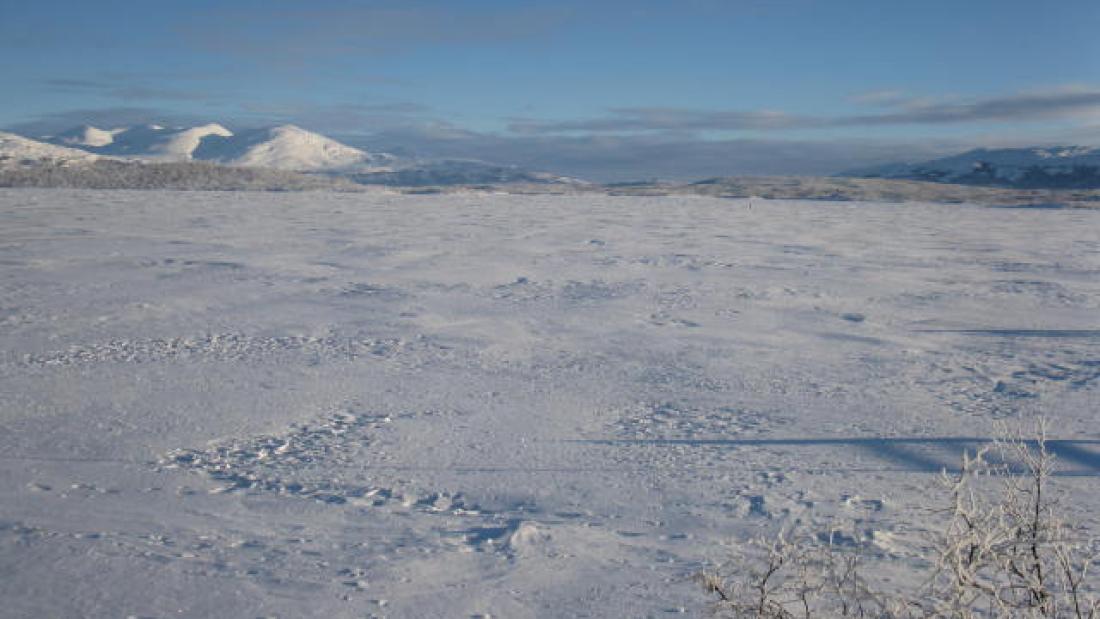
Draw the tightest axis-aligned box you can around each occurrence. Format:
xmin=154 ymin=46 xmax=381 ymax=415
xmin=54 ymin=124 xmax=120 ymax=148
xmin=210 ymin=124 xmax=390 ymax=171
xmin=269 ymin=124 xmax=311 ymax=134
xmin=152 ymin=124 xmax=234 ymax=159
xmin=0 ymin=131 xmax=102 ymax=165
xmin=3 ymin=125 xmax=576 ymax=186
xmin=34 ymin=122 xmax=392 ymax=171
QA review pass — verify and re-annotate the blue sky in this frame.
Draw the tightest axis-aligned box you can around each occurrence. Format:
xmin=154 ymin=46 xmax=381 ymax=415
xmin=2 ymin=0 xmax=1098 ymax=179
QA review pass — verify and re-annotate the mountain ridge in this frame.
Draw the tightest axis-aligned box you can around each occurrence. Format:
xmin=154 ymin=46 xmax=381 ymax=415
xmin=4 ymin=123 xmax=582 ymax=187
xmin=39 ymin=122 xmax=392 ymax=172
xmin=0 ymin=131 xmax=102 ymax=166
xmin=840 ymin=145 xmax=1100 ymax=188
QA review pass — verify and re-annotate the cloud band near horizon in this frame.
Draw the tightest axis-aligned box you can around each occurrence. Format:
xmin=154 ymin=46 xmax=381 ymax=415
xmin=508 ymin=88 xmax=1100 ymax=134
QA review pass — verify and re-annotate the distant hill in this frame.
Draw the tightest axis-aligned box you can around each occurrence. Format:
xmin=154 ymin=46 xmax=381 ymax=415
xmin=350 ymin=159 xmax=586 ymax=187
xmin=0 ymin=131 xmax=102 ymax=166
xmin=840 ymin=146 xmax=1100 ymax=189
xmin=4 ymin=123 xmax=580 ymax=187
xmin=21 ymin=122 xmax=580 ymax=186
xmin=2 ymin=126 xmax=580 ymax=190
xmin=192 ymin=125 xmax=396 ymax=171
xmin=38 ymin=123 xmax=392 ymax=172
xmin=527 ymin=175 xmax=1095 ymax=209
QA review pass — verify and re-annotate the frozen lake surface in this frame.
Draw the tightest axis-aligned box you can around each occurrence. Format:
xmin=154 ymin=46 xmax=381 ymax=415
xmin=1 ymin=189 xmax=1099 ymax=617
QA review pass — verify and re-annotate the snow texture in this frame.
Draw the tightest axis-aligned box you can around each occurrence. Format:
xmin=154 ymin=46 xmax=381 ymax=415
xmin=1 ymin=189 xmax=1098 ymax=617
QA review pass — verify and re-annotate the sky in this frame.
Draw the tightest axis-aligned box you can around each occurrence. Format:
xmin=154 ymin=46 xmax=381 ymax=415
xmin=2 ymin=0 xmax=1099 ymax=180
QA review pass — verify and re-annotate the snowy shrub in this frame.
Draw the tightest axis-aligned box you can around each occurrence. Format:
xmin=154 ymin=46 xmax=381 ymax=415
xmin=701 ymin=422 xmax=1100 ymax=618
xmin=0 ymin=160 xmax=363 ymax=192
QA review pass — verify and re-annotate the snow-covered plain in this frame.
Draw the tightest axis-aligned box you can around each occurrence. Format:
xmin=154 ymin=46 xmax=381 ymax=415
xmin=1 ymin=189 xmax=1098 ymax=617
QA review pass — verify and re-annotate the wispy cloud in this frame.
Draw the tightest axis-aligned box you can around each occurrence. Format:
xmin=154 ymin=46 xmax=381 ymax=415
xmin=844 ymin=87 xmax=1100 ymax=126
xmin=511 ymin=87 xmax=1100 ymax=134
xmin=509 ymin=108 xmax=808 ymax=133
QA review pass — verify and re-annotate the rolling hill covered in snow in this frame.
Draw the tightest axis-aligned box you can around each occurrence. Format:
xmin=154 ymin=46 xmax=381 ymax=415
xmin=841 ymin=146 xmax=1100 ymax=188
xmin=0 ymin=131 xmax=102 ymax=166
xmin=39 ymin=123 xmax=393 ymax=172
xmin=8 ymin=122 xmax=576 ymax=186
xmin=10 ymin=122 xmax=1100 ymax=194
xmin=191 ymin=125 xmax=394 ymax=171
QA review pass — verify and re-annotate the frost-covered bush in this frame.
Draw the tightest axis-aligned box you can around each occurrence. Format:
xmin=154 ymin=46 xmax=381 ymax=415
xmin=0 ymin=160 xmax=363 ymax=192
xmin=701 ymin=423 xmax=1099 ymax=618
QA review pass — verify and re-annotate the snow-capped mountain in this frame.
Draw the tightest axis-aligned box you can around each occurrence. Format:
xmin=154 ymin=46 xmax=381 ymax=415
xmin=0 ymin=131 xmax=101 ymax=167
xmin=193 ymin=125 xmax=394 ymax=171
xmin=135 ymin=123 xmax=234 ymax=159
xmin=841 ymin=146 xmax=1100 ymax=188
xmin=52 ymin=124 xmax=123 ymax=148
xmin=9 ymin=122 xmax=579 ymax=185
xmin=40 ymin=123 xmax=393 ymax=172
xmin=59 ymin=123 xmax=236 ymax=160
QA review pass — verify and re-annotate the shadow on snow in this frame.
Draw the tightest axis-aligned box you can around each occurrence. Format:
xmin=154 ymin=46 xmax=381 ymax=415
xmin=571 ymin=437 xmax=1100 ymax=476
